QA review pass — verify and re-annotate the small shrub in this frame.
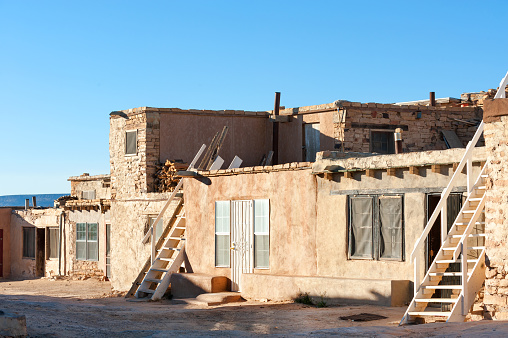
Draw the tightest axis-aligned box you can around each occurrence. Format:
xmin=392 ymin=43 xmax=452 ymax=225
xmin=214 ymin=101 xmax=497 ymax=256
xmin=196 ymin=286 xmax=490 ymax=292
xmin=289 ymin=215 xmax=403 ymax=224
xmin=294 ymin=292 xmax=314 ymax=305
xmin=316 ymin=293 xmax=328 ymax=308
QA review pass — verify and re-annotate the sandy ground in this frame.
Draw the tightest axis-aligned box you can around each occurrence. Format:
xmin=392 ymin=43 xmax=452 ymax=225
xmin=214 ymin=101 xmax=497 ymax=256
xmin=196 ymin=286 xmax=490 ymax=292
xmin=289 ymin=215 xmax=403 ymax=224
xmin=2 ymin=278 xmax=508 ymax=337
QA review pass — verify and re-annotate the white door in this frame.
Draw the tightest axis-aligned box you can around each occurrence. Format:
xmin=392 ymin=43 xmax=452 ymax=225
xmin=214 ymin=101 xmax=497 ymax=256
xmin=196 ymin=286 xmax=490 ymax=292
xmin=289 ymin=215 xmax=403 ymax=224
xmin=231 ymin=200 xmax=253 ymax=292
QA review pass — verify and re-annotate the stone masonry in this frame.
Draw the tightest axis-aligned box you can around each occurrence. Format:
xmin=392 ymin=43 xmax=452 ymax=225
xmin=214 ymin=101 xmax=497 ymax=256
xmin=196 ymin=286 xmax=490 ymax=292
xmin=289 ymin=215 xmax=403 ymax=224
xmin=482 ymin=98 xmax=508 ymax=320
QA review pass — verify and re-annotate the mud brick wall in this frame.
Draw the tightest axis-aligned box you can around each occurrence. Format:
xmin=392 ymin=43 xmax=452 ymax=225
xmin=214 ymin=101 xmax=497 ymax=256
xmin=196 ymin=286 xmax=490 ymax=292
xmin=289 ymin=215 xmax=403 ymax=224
xmin=482 ymin=98 xmax=508 ymax=320
xmin=110 ymin=108 xmax=160 ymax=198
xmin=70 ymin=260 xmax=104 ymax=280
xmin=334 ymin=103 xmax=482 ymax=153
xmin=69 ymin=174 xmax=111 ymax=200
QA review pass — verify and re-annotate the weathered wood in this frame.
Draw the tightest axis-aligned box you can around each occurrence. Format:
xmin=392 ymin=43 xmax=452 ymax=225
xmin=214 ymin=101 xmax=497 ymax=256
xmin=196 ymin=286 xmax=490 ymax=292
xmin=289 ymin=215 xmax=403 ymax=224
xmin=432 ymin=164 xmax=442 ymax=174
xmin=409 ymin=166 xmax=420 ymax=176
xmin=387 ymin=168 xmax=397 ymax=177
xmin=366 ymin=169 xmax=376 ymax=178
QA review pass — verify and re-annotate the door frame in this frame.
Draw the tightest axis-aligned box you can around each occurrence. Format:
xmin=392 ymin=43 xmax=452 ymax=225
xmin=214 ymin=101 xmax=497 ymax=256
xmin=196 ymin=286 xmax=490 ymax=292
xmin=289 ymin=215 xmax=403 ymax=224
xmin=230 ymin=200 xmax=253 ymax=292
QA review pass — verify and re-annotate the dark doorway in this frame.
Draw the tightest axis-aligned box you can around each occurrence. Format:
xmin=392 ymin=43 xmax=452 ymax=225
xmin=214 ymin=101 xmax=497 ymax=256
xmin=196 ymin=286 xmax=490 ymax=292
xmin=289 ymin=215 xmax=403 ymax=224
xmin=426 ymin=193 xmax=463 ymax=304
xmin=0 ymin=229 xmax=3 ymax=278
xmin=36 ymin=228 xmax=45 ymax=277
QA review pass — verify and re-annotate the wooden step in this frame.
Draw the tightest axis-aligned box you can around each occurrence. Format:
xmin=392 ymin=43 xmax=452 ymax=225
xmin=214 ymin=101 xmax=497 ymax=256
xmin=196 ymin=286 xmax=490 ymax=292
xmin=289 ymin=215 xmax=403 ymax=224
xmin=463 ymin=209 xmax=484 ymax=214
xmin=454 ymin=221 xmax=485 ymax=226
xmin=436 ymin=258 xmax=479 ymax=264
xmin=137 ymin=288 xmax=155 ymax=294
xmin=157 ymin=247 xmax=181 ymax=252
xmin=429 ymin=272 xmax=471 ymax=277
xmin=145 ymin=278 xmax=162 ymax=284
xmin=451 ymin=233 xmax=485 ymax=238
xmin=408 ymin=311 xmax=451 ymax=317
xmin=157 ymin=257 xmax=174 ymax=262
xmin=422 ymin=285 xmax=462 ymax=290
xmin=151 ymin=268 xmax=170 ymax=273
xmin=166 ymin=236 xmax=185 ymax=241
xmin=414 ymin=298 xmax=458 ymax=303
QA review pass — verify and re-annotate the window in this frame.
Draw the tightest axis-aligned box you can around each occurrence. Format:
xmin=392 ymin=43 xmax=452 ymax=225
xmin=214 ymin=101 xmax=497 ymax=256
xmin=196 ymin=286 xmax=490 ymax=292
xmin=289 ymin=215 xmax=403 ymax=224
xmin=125 ymin=130 xmax=137 ymax=155
xmin=23 ymin=227 xmax=35 ymax=258
xmin=47 ymin=227 xmax=59 ymax=259
xmin=214 ymin=199 xmax=270 ymax=269
xmin=370 ymin=131 xmax=395 ymax=154
xmin=82 ymin=190 xmax=96 ymax=200
xmin=348 ymin=195 xmax=403 ymax=260
xmin=76 ymin=223 xmax=98 ymax=261
xmin=149 ymin=216 xmax=163 ymax=244
xmin=254 ymin=199 xmax=269 ymax=268
xmin=215 ymin=201 xmax=230 ymax=267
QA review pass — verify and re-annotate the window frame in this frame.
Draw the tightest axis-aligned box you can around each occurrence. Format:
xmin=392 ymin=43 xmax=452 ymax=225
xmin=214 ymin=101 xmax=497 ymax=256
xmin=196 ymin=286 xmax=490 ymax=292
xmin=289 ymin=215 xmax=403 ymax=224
xmin=347 ymin=194 xmax=404 ymax=261
xmin=215 ymin=201 xmax=231 ymax=268
xmin=76 ymin=222 xmax=99 ymax=261
xmin=22 ymin=227 xmax=35 ymax=259
xmin=46 ymin=227 xmax=59 ymax=260
xmin=369 ymin=130 xmax=395 ymax=154
xmin=214 ymin=199 xmax=270 ymax=269
xmin=148 ymin=216 xmax=164 ymax=244
xmin=253 ymin=199 xmax=270 ymax=269
xmin=125 ymin=129 xmax=138 ymax=156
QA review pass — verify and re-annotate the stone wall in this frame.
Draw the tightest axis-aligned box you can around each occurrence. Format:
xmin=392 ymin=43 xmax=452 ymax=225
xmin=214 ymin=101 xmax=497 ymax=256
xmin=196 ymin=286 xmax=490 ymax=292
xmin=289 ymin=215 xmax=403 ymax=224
xmin=110 ymin=108 xmax=160 ymax=198
xmin=336 ymin=102 xmax=482 ymax=153
xmin=69 ymin=174 xmax=111 ymax=200
xmin=482 ymin=98 xmax=508 ymax=319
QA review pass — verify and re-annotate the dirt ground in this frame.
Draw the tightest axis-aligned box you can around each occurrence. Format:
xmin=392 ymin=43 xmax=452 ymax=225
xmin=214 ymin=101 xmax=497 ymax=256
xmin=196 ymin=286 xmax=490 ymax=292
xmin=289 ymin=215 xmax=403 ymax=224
xmin=2 ymin=278 xmax=508 ymax=337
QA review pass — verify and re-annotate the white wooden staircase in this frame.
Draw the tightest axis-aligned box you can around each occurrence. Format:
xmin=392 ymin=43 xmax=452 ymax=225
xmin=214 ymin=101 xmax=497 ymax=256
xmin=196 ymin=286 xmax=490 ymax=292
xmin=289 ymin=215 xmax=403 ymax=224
xmin=400 ymin=121 xmax=487 ymax=324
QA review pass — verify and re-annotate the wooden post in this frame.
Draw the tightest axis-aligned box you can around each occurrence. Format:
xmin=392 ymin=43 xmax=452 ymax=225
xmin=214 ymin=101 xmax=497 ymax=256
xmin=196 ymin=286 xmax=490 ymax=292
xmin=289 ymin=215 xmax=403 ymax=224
xmin=272 ymin=92 xmax=280 ymax=165
xmin=394 ymin=128 xmax=403 ymax=154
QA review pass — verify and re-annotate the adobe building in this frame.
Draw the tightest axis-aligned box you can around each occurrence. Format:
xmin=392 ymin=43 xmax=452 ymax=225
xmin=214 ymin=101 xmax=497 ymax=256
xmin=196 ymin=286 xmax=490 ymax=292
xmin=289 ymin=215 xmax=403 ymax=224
xmin=0 ymin=174 xmax=111 ymax=280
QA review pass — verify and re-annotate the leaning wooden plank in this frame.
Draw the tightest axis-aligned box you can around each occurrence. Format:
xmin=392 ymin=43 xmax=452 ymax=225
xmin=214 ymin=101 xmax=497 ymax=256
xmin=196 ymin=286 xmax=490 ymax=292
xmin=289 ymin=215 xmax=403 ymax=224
xmin=205 ymin=126 xmax=229 ymax=170
xmin=198 ymin=131 xmax=220 ymax=170
xmin=209 ymin=156 xmax=225 ymax=170
xmin=228 ymin=156 xmax=243 ymax=169
xmin=265 ymin=151 xmax=274 ymax=166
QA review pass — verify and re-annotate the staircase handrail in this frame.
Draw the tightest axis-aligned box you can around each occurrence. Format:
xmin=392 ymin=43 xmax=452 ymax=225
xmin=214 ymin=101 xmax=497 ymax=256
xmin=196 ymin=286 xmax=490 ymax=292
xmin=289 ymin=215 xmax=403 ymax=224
xmin=142 ymin=144 xmax=206 ymax=245
xmin=452 ymin=166 xmax=487 ymax=261
xmin=410 ymin=121 xmax=484 ymax=261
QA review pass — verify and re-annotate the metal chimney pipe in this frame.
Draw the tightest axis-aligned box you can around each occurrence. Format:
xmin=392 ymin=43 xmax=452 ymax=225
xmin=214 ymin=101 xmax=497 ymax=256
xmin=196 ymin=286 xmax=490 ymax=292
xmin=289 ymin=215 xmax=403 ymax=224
xmin=430 ymin=92 xmax=436 ymax=107
xmin=272 ymin=92 xmax=281 ymax=165
xmin=32 ymin=196 xmax=37 ymax=208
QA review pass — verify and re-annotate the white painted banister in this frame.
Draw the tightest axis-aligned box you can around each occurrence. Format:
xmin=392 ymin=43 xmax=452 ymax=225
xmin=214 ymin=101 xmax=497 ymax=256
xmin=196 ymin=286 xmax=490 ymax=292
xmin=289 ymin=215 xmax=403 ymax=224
xmin=410 ymin=121 xmax=484 ymax=294
xmin=410 ymin=121 xmax=484 ymax=261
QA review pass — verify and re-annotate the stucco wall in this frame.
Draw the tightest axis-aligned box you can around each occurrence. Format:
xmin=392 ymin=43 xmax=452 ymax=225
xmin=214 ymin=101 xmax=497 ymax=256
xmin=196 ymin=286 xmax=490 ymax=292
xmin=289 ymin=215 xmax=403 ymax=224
xmin=184 ymin=148 xmax=485 ymax=301
xmin=0 ymin=208 xmax=12 ymax=278
xmin=69 ymin=174 xmax=111 ymax=200
xmin=159 ymin=112 xmax=271 ymax=168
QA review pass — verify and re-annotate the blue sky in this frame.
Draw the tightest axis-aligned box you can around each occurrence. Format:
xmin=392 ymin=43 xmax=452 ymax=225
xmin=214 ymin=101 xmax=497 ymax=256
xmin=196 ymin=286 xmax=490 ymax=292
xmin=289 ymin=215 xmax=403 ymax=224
xmin=0 ymin=0 xmax=506 ymax=195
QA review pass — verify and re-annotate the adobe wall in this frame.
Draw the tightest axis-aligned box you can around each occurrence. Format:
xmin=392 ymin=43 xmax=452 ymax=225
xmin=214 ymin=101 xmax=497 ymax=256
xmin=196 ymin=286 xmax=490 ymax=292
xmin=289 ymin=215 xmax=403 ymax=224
xmin=159 ymin=110 xmax=271 ymax=168
xmin=482 ymin=98 xmax=508 ymax=319
xmin=0 ymin=208 xmax=12 ymax=278
xmin=184 ymin=147 xmax=485 ymax=301
xmin=278 ymin=110 xmax=335 ymax=163
xmin=109 ymin=194 xmax=181 ymax=291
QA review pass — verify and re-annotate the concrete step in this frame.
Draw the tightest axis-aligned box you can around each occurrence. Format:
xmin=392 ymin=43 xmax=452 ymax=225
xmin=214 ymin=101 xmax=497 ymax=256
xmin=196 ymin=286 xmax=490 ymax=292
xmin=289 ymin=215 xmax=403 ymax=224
xmin=170 ymin=273 xmax=229 ymax=298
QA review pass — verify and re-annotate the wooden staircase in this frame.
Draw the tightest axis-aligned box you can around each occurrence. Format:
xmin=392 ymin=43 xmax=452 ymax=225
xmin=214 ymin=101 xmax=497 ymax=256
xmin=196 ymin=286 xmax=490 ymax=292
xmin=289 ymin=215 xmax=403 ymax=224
xmin=400 ymin=122 xmax=487 ymax=324
xmin=135 ymin=200 xmax=187 ymax=300
xmin=126 ymin=144 xmax=206 ymax=301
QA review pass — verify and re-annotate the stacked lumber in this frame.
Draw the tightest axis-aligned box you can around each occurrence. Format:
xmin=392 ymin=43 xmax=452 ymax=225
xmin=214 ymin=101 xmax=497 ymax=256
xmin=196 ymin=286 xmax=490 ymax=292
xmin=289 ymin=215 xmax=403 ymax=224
xmin=155 ymin=160 xmax=188 ymax=192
